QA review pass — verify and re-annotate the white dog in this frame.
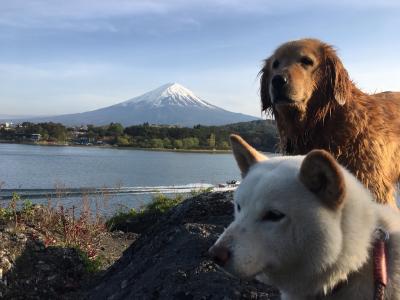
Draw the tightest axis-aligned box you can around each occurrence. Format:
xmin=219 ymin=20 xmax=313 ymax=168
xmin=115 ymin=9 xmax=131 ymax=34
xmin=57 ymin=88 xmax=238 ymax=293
xmin=209 ymin=134 xmax=400 ymax=300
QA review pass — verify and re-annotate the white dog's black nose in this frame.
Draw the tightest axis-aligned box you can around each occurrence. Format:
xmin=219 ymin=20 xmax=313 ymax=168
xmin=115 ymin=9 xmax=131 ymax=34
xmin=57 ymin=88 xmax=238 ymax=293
xmin=208 ymin=245 xmax=231 ymax=267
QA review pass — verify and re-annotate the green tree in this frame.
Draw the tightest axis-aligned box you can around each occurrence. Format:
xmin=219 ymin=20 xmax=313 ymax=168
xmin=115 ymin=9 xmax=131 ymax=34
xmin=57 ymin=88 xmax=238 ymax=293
xmin=150 ymin=138 xmax=164 ymax=148
xmin=208 ymin=133 xmax=216 ymax=149
xmin=183 ymin=137 xmax=199 ymax=149
xmin=163 ymin=137 xmax=172 ymax=149
xmin=40 ymin=132 xmax=50 ymax=140
xmin=218 ymin=141 xmax=230 ymax=150
xmin=173 ymin=139 xmax=183 ymax=149
xmin=107 ymin=123 xmax=124 ymax=136
xmin=117 ymin=135 xmax=131 ymax=146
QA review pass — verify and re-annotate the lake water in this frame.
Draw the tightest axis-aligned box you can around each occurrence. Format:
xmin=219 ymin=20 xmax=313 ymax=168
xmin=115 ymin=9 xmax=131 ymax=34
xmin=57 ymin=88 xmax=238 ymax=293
xmin=0 ymin=143 xmax=241 ymax=214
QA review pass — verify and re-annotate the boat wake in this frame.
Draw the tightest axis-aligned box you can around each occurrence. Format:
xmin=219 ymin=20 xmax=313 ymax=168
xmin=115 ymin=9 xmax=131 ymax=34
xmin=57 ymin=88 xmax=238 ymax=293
xmin=0 ymin=183 xmax=238 ymax=200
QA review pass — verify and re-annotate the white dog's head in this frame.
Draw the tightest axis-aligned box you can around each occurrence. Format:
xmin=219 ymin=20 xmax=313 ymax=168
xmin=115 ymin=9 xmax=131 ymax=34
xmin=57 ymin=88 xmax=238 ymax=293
xmin=209 ymin=134 xmax=373 ymax=293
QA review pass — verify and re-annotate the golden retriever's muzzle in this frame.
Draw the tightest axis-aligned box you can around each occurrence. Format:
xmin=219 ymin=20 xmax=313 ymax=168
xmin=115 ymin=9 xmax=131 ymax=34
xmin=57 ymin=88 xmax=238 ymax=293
xmin=270 ymin=74 xmax=294 ymax=104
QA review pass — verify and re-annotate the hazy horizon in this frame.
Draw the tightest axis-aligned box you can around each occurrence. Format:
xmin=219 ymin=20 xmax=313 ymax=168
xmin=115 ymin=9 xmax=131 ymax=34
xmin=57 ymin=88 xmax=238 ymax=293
xmin=1 ymin=0 xmax=400 ymax=118
xmin=0 ymin=82 xmax=256 ymax=119
xmin=0 ymin=82 xmax=261 ymax=120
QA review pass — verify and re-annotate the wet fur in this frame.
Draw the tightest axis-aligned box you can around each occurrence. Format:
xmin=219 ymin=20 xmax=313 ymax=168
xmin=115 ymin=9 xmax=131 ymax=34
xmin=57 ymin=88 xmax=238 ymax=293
xmin=260 ymin=38 xmax=400 ymax=206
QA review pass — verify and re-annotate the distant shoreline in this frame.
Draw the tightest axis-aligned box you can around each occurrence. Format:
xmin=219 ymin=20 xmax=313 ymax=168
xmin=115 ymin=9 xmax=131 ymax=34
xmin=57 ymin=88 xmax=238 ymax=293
xmin=118 ymin=146 xmax=232 ymax=154
xmin=0 ymin=140 xmax=232 ymax=154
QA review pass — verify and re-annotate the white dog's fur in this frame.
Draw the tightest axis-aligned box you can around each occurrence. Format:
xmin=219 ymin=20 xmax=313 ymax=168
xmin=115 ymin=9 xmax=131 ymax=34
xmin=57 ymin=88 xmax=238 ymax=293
xmin=210 ymin=134 xmax=400 ymax=300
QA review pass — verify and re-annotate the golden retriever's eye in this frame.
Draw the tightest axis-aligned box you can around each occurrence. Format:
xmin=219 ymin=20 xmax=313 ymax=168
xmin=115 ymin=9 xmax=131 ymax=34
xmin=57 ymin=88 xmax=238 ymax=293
xmin=272 ymin=60 xmax=280 ymax=69
xmin=300 ymin=56 xmax=314 ymax=67
xmin=262 ymin=210 xmax=285 ymax=222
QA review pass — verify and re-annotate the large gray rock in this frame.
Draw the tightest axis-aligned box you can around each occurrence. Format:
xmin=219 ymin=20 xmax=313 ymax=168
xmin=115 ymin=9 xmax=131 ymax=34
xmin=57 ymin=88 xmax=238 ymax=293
xmin=87 ymin=192 xmax=279 ymax=300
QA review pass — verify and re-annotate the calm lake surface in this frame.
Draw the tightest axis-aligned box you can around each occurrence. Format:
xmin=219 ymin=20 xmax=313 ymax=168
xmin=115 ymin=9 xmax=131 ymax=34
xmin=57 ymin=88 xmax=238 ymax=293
xmin=0 ymin=143 xmax=240 ymax=214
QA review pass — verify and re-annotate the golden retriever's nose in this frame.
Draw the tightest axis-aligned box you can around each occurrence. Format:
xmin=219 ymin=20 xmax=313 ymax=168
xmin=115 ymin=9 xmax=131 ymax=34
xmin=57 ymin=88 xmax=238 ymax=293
xmin=208 ymin=244 xmax=231 ymax=267
xmin=272 ymin=74 xmax=288 ymax=92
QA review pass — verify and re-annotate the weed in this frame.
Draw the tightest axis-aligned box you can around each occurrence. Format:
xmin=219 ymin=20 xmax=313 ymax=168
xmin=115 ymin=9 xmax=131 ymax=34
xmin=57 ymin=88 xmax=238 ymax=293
xmin=76 ymin=248 xmax=104 ymax=274
xmin=146 ymin=193 xmax=184 ymax=213
xmin=22 ymin=199 xmax=34 ymax=212
xmin=190 ymin=187 xmax=213 ymax=197
xmin=0 ymin=192 xmax=22 ymax=227
xmin=105 ymin=208 xmax=138 ymax=229
xmin=0 ymin=191 xmax=108 ymax=263
xmin=10 ymin=192 xmax=20 ymax=227
xmin=35 ymin=203 xmax=107 ymax=258
xmin=106 ymin=193 xmax=184 ymax=230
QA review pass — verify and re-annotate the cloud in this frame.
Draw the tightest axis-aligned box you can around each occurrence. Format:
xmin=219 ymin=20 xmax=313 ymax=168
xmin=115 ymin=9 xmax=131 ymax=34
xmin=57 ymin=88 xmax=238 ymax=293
xmin=349 ymin=64 xmax=400 ymax=93
xmin=0 ymin=63 xmax=115 ymax=80
xmin=1 ymin=0 xmax=399 ymax=34
xmin=0 ymin=62 xmax=131 ymax=115
xmin=0 ymin=0 xmax=167 ymax=32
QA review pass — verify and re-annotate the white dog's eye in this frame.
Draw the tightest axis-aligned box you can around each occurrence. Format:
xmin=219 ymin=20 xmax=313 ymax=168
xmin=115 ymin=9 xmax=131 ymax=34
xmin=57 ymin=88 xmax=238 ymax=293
xmin=262 ymin=210 xmax=285 ymax=222
xmin=237 ymin=203 xmax=241 ymax=212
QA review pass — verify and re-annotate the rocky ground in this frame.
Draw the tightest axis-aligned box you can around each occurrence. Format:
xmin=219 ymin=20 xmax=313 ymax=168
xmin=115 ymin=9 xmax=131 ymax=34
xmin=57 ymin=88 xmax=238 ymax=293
xmin=0 ymin=217 xmax=136 ymax=299
xmin=86 ymin=192 xmax=279 ymax=300
xmin=1 ymin=192 xmax=279 ymax=299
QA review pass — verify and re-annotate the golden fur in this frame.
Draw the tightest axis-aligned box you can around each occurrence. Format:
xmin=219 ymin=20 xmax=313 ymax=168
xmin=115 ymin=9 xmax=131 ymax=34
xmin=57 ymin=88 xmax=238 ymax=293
xmin=260 ymin=38 xmax=400 ymax=207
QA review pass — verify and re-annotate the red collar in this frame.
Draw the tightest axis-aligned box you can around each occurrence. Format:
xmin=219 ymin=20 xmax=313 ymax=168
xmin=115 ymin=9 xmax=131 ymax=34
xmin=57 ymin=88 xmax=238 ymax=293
xmin=373 ymin=228 xmax=389 ymax=300
xmin=322 ymin=228 xmax=389 ymax=300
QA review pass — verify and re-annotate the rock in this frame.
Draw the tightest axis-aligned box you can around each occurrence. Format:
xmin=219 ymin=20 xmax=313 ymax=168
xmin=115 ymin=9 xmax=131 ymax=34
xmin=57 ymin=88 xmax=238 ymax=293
xmin=47 ymin=274 xmax=57 ymax=281
xmin=120 ymin=280 xmax=128 ymax=289
xmin=3 ymin=227 xmax=14 ymax=234
xmin=37 ymin=263 xmax=51 ymax=272
xmin=86 ymin=192 xmax=279 ymax=299
xmin=0 ymin=257 xmax=12 ymax=272
xmin=16 ymin=233 xmax=27 ymax=243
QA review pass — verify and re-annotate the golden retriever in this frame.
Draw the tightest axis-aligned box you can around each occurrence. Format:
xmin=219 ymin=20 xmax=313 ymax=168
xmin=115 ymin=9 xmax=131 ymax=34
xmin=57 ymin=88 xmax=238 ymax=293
xmin=259 ymin=38 xmax=400 ymax=207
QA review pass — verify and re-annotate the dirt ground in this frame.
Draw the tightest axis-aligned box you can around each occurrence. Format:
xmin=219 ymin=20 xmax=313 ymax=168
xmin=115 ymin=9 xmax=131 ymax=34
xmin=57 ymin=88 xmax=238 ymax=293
xmin=0 ymin=221 xmax=136 ymax=299
xmin=1 ymin=192 xmax=279 ymax=299
xmin=86 ymin=192 xmax=279 ymax=300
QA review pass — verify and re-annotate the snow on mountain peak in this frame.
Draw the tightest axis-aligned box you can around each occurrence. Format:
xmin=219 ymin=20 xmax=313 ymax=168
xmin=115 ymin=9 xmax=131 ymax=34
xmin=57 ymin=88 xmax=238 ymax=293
xmin=119 ymin=83 xmax=218 ymax=109
xmin=162 ymin=83 xmax=193 ymax=97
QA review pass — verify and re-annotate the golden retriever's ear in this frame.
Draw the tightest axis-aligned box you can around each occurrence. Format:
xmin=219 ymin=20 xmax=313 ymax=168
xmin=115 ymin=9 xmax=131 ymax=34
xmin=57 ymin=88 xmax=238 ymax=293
xmin=299 ymin=149 xmax=345 ymax=210
xmin=259 ymin=59 xmax=273 ymax=113
xmin=230 ymin=134 xmax=268 ymax=177
xmin=324 ymin=46 xmax=352 ymax=105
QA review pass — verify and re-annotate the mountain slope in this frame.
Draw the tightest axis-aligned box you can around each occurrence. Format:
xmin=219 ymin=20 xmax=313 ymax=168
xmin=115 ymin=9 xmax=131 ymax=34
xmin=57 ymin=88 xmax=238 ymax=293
xmin=18 ymin=83 xmax=259 ymax=127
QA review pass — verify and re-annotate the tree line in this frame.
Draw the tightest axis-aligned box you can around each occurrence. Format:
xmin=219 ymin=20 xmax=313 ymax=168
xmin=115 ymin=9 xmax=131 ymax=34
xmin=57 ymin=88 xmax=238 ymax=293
xmin=0 ymin=120 xmax=279 ymax=152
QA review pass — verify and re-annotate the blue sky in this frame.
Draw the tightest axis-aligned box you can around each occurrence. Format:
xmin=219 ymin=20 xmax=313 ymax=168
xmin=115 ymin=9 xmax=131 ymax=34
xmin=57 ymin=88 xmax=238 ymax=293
xmin=0 ymin=0 xmax=399 ymax=117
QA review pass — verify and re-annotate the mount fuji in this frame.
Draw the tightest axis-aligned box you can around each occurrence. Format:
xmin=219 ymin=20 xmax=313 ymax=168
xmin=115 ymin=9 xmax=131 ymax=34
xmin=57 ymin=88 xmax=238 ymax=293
xmin=21 ymin=83 xmax=259 ymax=126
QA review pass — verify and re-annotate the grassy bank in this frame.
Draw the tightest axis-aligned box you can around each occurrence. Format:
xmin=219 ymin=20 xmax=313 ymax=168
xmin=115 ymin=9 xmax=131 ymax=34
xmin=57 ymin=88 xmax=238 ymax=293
xmin=0 ymin=191 xmax=186 ymax=261
xmin=106 ymin=193 xmax=185 ymax=232
xmin=0 ymin=191 xmax=188 ymax=298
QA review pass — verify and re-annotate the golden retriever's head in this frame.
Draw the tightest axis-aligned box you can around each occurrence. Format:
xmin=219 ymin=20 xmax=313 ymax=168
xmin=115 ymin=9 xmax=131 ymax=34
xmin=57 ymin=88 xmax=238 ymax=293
xmin=260 ymin=39 xmax=352 ymax=114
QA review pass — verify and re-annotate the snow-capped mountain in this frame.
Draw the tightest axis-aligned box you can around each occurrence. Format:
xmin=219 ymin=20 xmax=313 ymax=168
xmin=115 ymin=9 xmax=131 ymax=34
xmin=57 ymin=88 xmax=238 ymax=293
xmin=119 ymin=83 xmax=217 ymax=109
xmin=16 ymin=83 xmax=259 ymax=127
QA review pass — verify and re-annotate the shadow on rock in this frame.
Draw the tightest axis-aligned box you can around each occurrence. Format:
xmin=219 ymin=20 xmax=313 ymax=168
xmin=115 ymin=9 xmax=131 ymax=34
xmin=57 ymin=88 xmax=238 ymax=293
xmin=0 ymin=237 xmax=91 ymax=300
xmin=86 ymin=192 xmax=280 ymax=300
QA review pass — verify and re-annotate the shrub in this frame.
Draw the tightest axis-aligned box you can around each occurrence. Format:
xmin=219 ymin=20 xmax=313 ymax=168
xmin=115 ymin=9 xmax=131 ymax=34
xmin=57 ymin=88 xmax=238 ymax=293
xmin=0 ymin=192 xmax=107 ymax=263
xmin=106 ymin=193 xmax=184 ymax=230
xmin=116 ymin=135 xmax=132 ymax=146
xmin=76 ymin=248 xmax=104 ymax=274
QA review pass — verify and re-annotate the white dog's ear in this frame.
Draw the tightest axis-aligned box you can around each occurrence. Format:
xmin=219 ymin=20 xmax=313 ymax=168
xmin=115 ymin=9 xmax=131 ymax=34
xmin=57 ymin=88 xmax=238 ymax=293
xmin=299 ymin=150 xmax=345 ymax=209
xmin=230 ymin=134 xmax=268 ymax=177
